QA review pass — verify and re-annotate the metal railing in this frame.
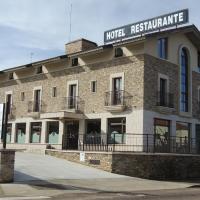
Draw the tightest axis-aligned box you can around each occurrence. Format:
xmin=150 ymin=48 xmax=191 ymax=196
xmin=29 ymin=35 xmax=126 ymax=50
xmin=105 ymin=90 xmax=132 ymax=107
xmin=28 ymin=100 xmax=45 ymax=113
xmin=61 ymin=96 xmax=84 ymax=111
xmin=156 ymin=91 xmax=174 ymax=108
xmin=76 ymin=133 xmax=200 ymax=154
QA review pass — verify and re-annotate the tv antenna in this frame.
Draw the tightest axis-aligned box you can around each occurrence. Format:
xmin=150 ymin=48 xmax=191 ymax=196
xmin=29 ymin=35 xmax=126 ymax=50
xmin=68 ymin=2 xmax=72 ymax=42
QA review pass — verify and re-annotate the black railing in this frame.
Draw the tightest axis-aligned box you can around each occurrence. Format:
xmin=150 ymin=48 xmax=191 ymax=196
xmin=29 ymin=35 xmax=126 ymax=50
xmin=28 ymin=101 xmax=45 ymax=113
xmin=105 ymin=90 xmax=132 ymax=107
xmin=62 ymin=96 xmax=84 ymax=111
xmin=156 ymin=91 xmax=174 ymax=108
xmin=77 ymin=133 xmax=200 ymax=154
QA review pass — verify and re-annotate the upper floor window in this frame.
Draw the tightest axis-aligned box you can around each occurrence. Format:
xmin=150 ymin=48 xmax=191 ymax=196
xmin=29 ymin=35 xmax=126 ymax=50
xmin=91 ymin=81 xmax=97 ymax=93
xmin=33 ymin=89 xmax=41 ymax=112
xmin=36 ymin=66 xmax=43 ymax=74
xmin=198 ymin=51 xmax=200 ymax=72
xmin=159 ymin=78 xmax=167 ymax=106
xmin=52 ymin=87 xmax=57 ymax=97
xmin=158 ymin=38 xmax=168 ymax=59
xmin=21 ymin=92 xmax=25 ymax=101
xmin=115 ymin=48 xmax=123 ymax=58
xmin=6 ymin=94 xmax=12 ymax=115
xmin=180 ymin=48 xmax=189 ymax=112
xmin=72 ymin=57 xmax=78 ymax=67
xmin=8 ymin=72 xmax=14 ymax=80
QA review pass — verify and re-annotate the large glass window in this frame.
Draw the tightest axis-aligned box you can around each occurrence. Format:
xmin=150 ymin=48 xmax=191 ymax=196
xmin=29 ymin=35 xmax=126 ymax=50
xmin=158 ymin=38 xmax=168 ymax=59
xmin=108 ymin=118 xmax=126 ymax=144
xmin=176 ymin=122 xmax=190 ymax=153
xmin=180 ymin=48 xmax=189 ymax=112
xmin=6 ymin=123 xmax=12 ymax=143
xmin=154 ymin=118 xmax=170 ymax=152
xmin=16 ymin=123 xmax=26 ymax=144
xmin=85 ymin=119 xmax=101 ymax=144
xmin=30 ymin=122 xmax=42 ymax=143
xmin=47 ymin=121 xmax=59 ymax=144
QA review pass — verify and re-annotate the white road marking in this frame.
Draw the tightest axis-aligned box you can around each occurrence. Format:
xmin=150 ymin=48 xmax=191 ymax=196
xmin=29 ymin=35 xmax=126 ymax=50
xmin=0 ymin=196 xmax=50 ymax=200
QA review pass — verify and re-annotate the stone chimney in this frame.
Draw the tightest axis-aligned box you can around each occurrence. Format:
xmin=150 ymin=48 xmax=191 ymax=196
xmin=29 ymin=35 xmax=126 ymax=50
xmin=65 ymin=38 xmax=97 ymax=54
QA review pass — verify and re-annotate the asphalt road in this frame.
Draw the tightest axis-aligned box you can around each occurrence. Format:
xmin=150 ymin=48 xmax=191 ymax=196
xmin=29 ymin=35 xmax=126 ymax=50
xmin=49 ymin=187 xmax=200 ymax=200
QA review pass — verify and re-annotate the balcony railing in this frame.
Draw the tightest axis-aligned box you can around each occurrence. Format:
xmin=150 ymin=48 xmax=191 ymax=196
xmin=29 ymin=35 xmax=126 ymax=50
xmin=156 ymin=91 xmax=174 ymax=108
xmin=105 ymin=90 xmax=132 ymax=108
xmin=28 ymin=100 xmax=45 ymax=113
xmin=61 ymin=96 xmax=84 ymax=112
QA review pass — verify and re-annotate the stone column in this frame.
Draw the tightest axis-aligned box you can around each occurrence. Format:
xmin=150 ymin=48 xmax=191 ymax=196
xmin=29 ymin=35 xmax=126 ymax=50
xmin=58 ymin=120 xmax=65 ymax=146
xmin=11 ymin=123 xmax=16 ymax=143
xmin=79 ymin=119 xmax=85 ymax=150
xmin=101 ymin=117 xmax=107 ymax=144
xmin=25 ymin=122 xmax=31 ymax=143
xmin=41 ymin=121 xmax=47 ymax=144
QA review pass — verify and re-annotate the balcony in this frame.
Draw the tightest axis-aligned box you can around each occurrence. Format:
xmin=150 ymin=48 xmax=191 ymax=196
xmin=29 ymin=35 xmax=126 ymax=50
xmin=104 ymin=90 xmax=132 ymax=112
xmin=27 ymin=100 xmax=45 ymax=118
xmin=156 ymin=91 xmax=174 ymax=108
xmin=61 ymin=96 xmax=84 ymax=113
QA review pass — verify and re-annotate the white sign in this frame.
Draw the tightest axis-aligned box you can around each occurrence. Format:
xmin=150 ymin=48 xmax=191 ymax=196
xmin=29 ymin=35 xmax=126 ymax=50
xmin=80 ymin=152 xmax=85 ymax=162
xmin=104 ymin=9 xmax=189 ymax=43
xmin=0 ymin=104 xmax=3 ymax=138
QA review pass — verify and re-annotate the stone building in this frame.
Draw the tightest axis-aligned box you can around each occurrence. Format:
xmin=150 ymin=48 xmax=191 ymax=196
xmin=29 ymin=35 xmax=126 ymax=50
xmin=0 ymin=25 xmax=200 ymax=154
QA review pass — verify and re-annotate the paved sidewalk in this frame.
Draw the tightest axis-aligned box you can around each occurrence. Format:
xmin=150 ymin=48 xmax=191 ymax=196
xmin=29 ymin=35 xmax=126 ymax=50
xmin=0 ymin=152 xmax=198 ymax=199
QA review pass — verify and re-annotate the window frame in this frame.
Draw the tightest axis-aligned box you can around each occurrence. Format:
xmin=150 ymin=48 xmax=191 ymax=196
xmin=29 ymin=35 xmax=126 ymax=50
xmin=91 ymin=80 xmax=97 ymax=93
xmin=158 ymin=37 xmax=168 ymax=60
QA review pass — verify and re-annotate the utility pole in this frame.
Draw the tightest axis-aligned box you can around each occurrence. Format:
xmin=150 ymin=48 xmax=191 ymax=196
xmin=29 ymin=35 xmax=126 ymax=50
xmin=2 ymin=102 xmax=8 ymax=149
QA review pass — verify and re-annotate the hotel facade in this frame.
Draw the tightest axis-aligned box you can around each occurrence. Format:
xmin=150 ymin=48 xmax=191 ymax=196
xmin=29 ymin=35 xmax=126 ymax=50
xmin=1 ymin=19 xmax=200 ymax=153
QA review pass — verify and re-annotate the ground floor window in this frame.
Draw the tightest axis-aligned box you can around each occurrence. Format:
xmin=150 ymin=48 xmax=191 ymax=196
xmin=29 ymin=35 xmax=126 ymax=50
xmin=85 ymin=119 xmax=101 ymax=144
xmin=6 ymin=123 xmax=12 ymax=143
xmin=108 ymin=117 xmax=126 ymax=144
xmin=154 ymin=118 xmax=170 ymax=152
xmin=30 ymin=122 xmax=42 ymax=143
xmin=176 ymin=122 xmax=190 ymax=153
xmin=47 ymin=121 xmax=59 ymax=144
xmin=16 ymin=123 xmax=26 ymax=144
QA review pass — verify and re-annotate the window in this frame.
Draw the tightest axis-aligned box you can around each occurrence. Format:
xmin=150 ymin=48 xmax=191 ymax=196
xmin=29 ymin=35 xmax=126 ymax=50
xmin=30 ymin=122 xmax=42 ymax=143
xmin=72 ymin=57 xmax=78 ymax=66
xmin=68 ymin=84 xmax=77 ymax=109
xmin=158 ymin=38 xmax=168 ymax=59
xmin=176 ymin=122 xmax=190 ymax=153
xmin=91 ymin=81 xmax=97 ymax=93
xmin=52 ymin=87 xmax=57 ymax=97
xmin=36 ymin=66 xmax=43 ymax=74
xmin=154 ymin=118 xmax=170 ymax=152
xmin=8 ymin=72 xmax=14 ymax=80
xmin=33 ymin=89 xmax=41 ymax=112
xmin=198 ymin=52 xmax=200 ymax=72
xmin=47 ymin=121 xmax=59 ymax=144
xmin=108 ymin=118 xmax=126 ymax=144
xmin=21 ymin=92 xmax=25 ymax=101
xmin=115 ymin=48 xmax=123 ymax=58
xmin=159 ymin=78 xmax=167 ymax=106
xmin=113 ymin=77 xmax=123 ymax=105
xmin=16 ymin=123 xmax=26 ymax=144
xmin=6 ymin=124 xmax=12 ymax=143
xmin=180 ymin=48 xmax=189 ymax=112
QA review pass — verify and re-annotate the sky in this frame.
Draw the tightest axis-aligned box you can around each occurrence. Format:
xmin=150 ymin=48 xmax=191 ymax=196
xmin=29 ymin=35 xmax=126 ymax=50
xmin=0 ymin=0 xmax=199 ymax=70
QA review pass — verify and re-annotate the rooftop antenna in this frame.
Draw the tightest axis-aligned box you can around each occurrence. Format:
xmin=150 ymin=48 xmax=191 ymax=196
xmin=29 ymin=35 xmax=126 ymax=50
xmin=30 ymin=52 xmax=34 ymax=63
xmin=68 ymin=2 xmax=72 ymax=42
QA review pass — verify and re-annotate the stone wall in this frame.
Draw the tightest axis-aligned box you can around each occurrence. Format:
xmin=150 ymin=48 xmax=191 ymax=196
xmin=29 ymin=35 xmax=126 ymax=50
xmin=0 ymin=150 xmax=15 ymax=183
xmin=46 ymin=150 xmax=200 ymax=180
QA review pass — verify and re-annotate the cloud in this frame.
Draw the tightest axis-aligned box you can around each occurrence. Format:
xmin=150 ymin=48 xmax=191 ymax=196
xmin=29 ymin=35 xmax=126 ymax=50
xmin=0 ymin=0 xmax=199 ymax=70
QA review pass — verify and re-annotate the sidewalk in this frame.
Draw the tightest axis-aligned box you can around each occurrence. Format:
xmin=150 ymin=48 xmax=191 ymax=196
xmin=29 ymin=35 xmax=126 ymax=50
xmin=0 ymin=152 xmax=199 ymax=198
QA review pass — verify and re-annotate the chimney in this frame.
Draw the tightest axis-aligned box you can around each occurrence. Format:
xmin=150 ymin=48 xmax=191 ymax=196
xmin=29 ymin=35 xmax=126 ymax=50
xmin=65 ymin=38 xmax=97 ymax=54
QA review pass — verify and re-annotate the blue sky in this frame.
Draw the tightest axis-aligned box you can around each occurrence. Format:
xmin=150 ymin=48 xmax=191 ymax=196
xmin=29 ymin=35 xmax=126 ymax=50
xmin=0 ymin=0 xmax=199 ymax=70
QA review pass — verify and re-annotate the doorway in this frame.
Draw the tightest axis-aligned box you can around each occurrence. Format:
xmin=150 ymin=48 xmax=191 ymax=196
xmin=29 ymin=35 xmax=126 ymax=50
xmin=65 ymin=121 xmax=79 ymax=150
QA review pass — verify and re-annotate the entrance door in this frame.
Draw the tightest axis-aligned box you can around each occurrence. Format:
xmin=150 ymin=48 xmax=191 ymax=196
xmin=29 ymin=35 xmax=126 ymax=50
xmin=66 ymin=121 xmax=79 ymax=150
xmin=196 ymin=124 xmax=200 ymax=154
